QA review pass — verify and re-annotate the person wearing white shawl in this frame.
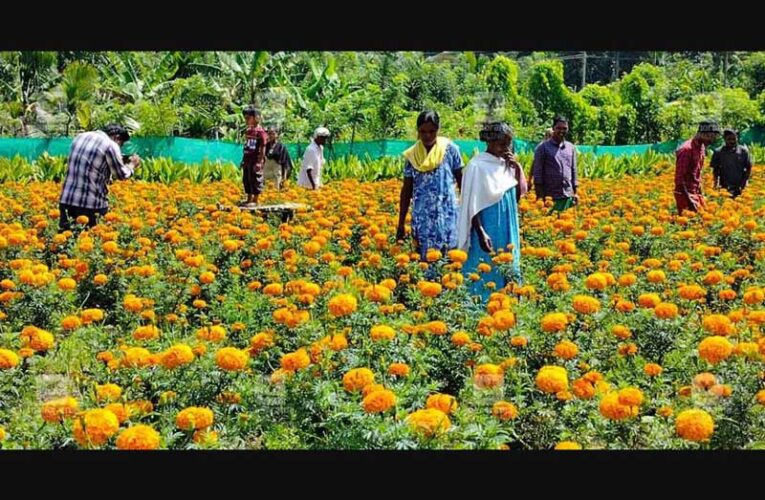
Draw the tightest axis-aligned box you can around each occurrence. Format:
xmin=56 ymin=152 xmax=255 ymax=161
xmin=458 ymin=122 xmax=527 ymax=301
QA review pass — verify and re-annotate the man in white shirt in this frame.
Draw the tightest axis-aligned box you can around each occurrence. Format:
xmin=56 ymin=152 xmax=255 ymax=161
xmin=297 ymin=127 xmax=330 ymax=190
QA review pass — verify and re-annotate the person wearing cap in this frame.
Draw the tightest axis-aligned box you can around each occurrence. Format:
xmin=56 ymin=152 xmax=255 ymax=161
xmin=298 ymin=127 xmax=329 ymax=190
xmin=531 ymin=116 xmax=578 ymax=213
xmin=240 ymin=106 xmax=268 ymax=206
xmin=711 ymin=128 xmax=752 ymax=199
xmin=58 ymin=123 xmax=141 ymax=230
xmin=674 ymin=120 xmax=721 ymax=215
xmin=457 ymin=122 xmax=528 ymax=301
xmin=264 ymin=126 xmax=293 ymax=190
xmin=396 ymin=110 xmax=463 ymax=262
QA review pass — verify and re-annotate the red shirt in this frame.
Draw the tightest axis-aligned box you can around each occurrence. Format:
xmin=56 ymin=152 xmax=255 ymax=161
xmin=674 ymin=137 xmax=705 ymax=193
xmin=243 ymin=125 xmax=267 ymax=165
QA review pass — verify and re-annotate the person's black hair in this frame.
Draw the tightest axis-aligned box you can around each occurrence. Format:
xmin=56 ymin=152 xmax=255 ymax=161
xmin=552 ymin=116 xmax=568 ymax=127
xmin=416 ymin=110 xmax=440 ymax=129
xmin=101 ymin=123 xmax=130 ymax=142
xmin=243 ymin=106 xmax=262 ymax=118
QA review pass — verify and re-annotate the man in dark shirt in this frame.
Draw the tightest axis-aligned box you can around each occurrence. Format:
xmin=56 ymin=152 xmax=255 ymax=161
xmin=711 ymin=129 xmax=752 ymax=199
xmin=531 ymin=116 xmax=578 ymax=212
xmin=264 ymin=127 xmax=293 ymax=190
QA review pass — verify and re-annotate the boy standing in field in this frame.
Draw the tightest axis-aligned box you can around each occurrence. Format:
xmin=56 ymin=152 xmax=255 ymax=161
xmin=240 ymin=106 xmax=268 ymax=207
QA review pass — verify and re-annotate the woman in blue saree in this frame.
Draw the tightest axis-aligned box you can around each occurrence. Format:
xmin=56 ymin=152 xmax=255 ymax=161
xmin=458 ymin=122 xmax=528 ymax=301
xmin=396 ymin=110 xmax=463 ymax=262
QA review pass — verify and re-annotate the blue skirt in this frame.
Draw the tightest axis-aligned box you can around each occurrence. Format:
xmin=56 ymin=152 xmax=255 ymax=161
xmin=462 ymin=186 xmax=522 ymax=301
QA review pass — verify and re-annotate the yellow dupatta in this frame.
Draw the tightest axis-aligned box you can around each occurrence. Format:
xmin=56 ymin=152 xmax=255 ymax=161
xmin=403 ymin=137 xmax=450 ymax=173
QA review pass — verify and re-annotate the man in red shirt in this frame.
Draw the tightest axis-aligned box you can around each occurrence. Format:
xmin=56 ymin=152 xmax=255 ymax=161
xmin=240 ymin=106 xmax=268 ymax=207
xmin=674 ymin=120 xmax=721 ymax=215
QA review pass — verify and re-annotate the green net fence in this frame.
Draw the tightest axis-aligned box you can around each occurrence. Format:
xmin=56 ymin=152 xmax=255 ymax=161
xmin=0 ymin=128 xmax=762 ymax=163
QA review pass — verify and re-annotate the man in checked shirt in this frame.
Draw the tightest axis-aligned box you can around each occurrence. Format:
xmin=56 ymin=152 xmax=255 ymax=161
xmin=58 ymin=123 xmax=141 ymax=230
xmin=531 ymin=116 xmax=579 ymax=213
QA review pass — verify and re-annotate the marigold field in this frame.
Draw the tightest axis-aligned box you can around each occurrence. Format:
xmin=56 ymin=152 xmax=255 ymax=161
xmin=2 ymin=169 xmax=765 ymax=450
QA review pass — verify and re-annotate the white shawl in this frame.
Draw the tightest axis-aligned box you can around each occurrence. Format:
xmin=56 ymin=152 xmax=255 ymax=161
xmin=457 ymin=152 xmax=518 ymax=251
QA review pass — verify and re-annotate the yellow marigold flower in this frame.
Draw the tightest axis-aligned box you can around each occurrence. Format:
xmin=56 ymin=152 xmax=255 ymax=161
xmin=160 ymin=344 xmax=194 ymax=369
xmin=343 ymin=367 xmax=375 ymax=392
xmin=698 ymin=336 xmax=733 ymax=364
xmin=572 ymin=378 xmax=595 ymax=399
xmin=572 ymin=295 xmax=600 ymax=314
xmin=81 ymin=308 xmax=105 ymax=324
xmin=41 ymin=397 xmax=78 ymax=423
xmin=362 ymin=389 xmax=396 ymax=413
xmin=554 ymin=441 xmax=582 ymax=450
xmin=679 ymin=284 xmax=706 ymax=300
xmin=658 ymin=406 xmax=673 ymax=418
xmin=426 ymin=249 xmax=442 ymax=262
xmin=709 ymin=384 xmax=732 ymax=397
xmin=426 ymin=394 xmax=458 ymax=415
xmin=617 ymin=387 xmax=644 ymax=407
xmin=249 ymin=332 xmax=275 ymax=354
xmin=718 ymin=289 xmax=737 ymax=301
xmin=451 ymin=331 xmax=470 ymax=346
xmin=116 ymin=424 xmax=161 ymax=450
xmin=703 ymin=270 xmax=725 ymax=286
xmin=535 ymin=366 xmax=568 ymax=394
xmin=417 ymin=281 xmax=442 ymax=298
xmin=196 ymin=325 xmax=227 ymax=342
xmin=57 ymin=277 xmax=77 ymax=291
xmin=744 ymin=288 xmax=765 ymax=305
xmin=474 ymin=364 xmax=504 ymax=389
xmin=510 ymin=335 xmax=528 ymax=348
xmin=553 ymin=340 xmax=578 ymax=360
xmin=647 ymin=270 xmax=666 ymax=283
xmin=365 ymin=284 xmax=392 ymax=303
xmin=370 ymin=324 xmax=396 ymax=341
xmin=73 ymin=409 xmax=120 ymax=447
xmin=215 ymin=347 xmax=249 ymax=372
xmin=491 ymin=401 xmax=519 ymax=421
xmin=280 ymin=348 xmax=311 ymax=372
xmin=133 ymin=325 xmax=161 ymax=341
xmin=423 ymin=321 xmax=448 ymax=335
xmin=585 ymin=273 xmax=609 ymax=291
xmin=96 ymin=383 xmax=122 ymax=402
xmin=546 ymin=272 xmax=570 ymax=292
xmin=676 ymin=409 xmax=714 ymax=442
xmin=541 ymin=312 xmax=568 ymax=333
xmin=61 ymin=314 xmax=83 ymax=331
xmin=328 ymin=294 xmax=358 ymax=317
xmin=654 ymin=302 xmax=679 ymax=320
xmin=755 ymin=390 xmax=765 ymax=406
xmin=199 ymin=271 xmax=216 ymax=285
xmin=638 ymin=293 xmax=661 ymax=308
xmin=406 ymin=409 xmax=451 ymax=436
xmin=599 ymin=392 xmax=638 ymax=420
xmin=122 ymin=347 xmax=152 ymax=368
xmin=618 ymin=273 xmax=637 ymax=287
xmin=644 ymin=363 xmax=663 ymax=377
xmin=492 ymin=310 xmax=516 ymax=331
xmin=20 ymin=326 xmax=54 ymax=352
xmin=448 ymin=249 xmax=468 ymax=263
xmin=702 ymin=314 xmax=735 ymax=336
xmin=176 ymin=407 xmax=214 ymax=431
xmin=618 ymin=343 xmax=638 ymax=356
xmin=388 ymin=363 xmax=410 ymax=377
xmin=611 ymin=325 xmax=631 ymax=339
